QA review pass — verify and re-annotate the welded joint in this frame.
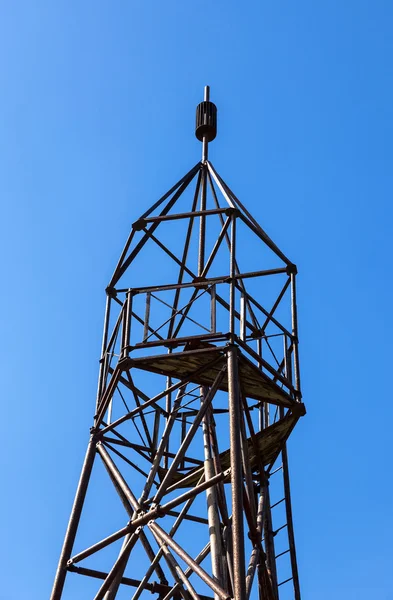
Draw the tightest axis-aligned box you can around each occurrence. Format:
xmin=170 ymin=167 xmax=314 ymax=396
xmin=132 ymin=218 xmax=147 ymax=231
xmin=286 ymin=263 xmax=297 ymax=275
xmin=105 ymin=286 xmax=117 ymax=298
xmin=291 ymin=402 xmax=306 ymax=417
xmin=224 ymin=207 xmax=240 ymax=218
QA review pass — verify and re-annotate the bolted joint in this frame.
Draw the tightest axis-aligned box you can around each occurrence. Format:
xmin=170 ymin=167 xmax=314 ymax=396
xmin=155 ymin=505 xmax=165 ymax=518
xmin=247 ymin=530 xmax=261 ymax=546
xmin=286 ymin=263 xmax=298 ymax=275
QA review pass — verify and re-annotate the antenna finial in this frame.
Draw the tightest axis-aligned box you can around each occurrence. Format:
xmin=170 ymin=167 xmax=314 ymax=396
xmin=195 ymin=86 xmax=217 ymax=161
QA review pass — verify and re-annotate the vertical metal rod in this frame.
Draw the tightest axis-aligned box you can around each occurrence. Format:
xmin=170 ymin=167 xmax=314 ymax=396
xmin=121 ymin=291 xmax=133 ymax=359
xmin=198 ymin=164 xmax=207 ymax=276
xmin=279 ymin=417 xmax=301 ymax=599
xmin=152 ymin=408 xmax=161 ymax=454
xmin=180 ymin=412 xmax=187 ymax=470
xmin=259 ymin=382 xmax=278 ymax=598
xmin=240 ymin=293 xmax=246 ymax=341
xmin=257 ymin=337 xmax=263 ymax=377
xmin=263 ymin=486 xmax=279 ymax=599
xmin=227 ymin=346 xmax=246 ymax=600
xmin=143 ymin=292 xmax=151 ymax=342
xmin=211 ymin=284 xmax=217 ymax=333
xmin=164 ymin=374 xmax=172 ymax=469
xmin=202 ymin=85 xmax=210 ymax=163
xmin=50 ymin=437 xmax=96 ymax=600
xmin=167 ymin=168 xmax=201 ymax=339
xmin=281 ymin=338 xmax=301 ymax=600
xmin=96 ymin=294 xmax=112 ymax=409
xmin=202 ymin=391 xmax=223 ymax=597
xmin=290 ymin=273 xmax=301 ymax=397
xmin=229 ymin=215 xmax=236 ymax=337
xmin=199 ymin=85 xmax=210 ymax=275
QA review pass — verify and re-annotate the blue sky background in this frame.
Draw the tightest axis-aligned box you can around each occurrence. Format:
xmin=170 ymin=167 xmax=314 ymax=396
xmin=1 ymin=1 xmax=393 ymax=598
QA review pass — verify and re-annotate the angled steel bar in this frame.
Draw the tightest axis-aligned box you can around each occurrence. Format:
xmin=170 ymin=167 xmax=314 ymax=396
xmin=124 ymin=371 xmax=154 ymax=451
xmin=207 ymin=162 xmax=292 ymax=267
xmin=96 ymin=295 xmax=112 ymax=408
xmin=110 ymin=162 xmax=201 ymax=286
xmin=149 ymin=522 xmax=230 ymax=600
xmin=207 ymin=169 xmax=260 ymax=331
xmin=131 ymin=473 xmax=205 ymax=600
xmin=95 ymin=366 xmax=122 ymax=427
xmin=201 ymin=217 xmax=231 ymax=278
xmin=168 ymin=169 xmax=201 ymax=338
xmin=143 ymin=229 xmax=196 ymax=283
xmin=114 ymin=165 xmax=201 ymax=286
xmin=102 ymin=441 xmax=152 ymax=481
xmin=152 ymin=366 xmax=227 ymax=503
xmin=101 ymin=351 xmax=224 ymax=439
xmin=151 ymin=529 xmax=202 ymax=600
xmin=93 ymin=529 xmax=141 ymax=600
xmin=69 ymin=523 xmax=131 ymax=565
xmin=234 ymin=283 xmax=292 ymax=339
xmin=50 ymin=437 xmax=96 ymax=600
xmin=97 ymin=443 xmax=168 ymax=585
xmin=139 ymin=385 xmax=185 ymax=504
xmin=260 ymin=278 xmax=291 ymax=334
xmin=161 ymin=542 xmax=212 ymax=600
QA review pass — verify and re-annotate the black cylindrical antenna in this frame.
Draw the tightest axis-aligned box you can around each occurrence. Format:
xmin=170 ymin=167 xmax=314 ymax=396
xmin=195 ymin=85 xmax=217 ymax=161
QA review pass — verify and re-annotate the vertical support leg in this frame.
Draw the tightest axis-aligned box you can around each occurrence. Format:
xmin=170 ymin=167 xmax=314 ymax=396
xmin=50 ymin=437 xmax=96 ymax=600
xmin=202 ymin=388 xmax=224 ymax=597
xmin=290 ymin=272 xmax=301 ymax=398
xmin=227 ymin=346 xmax=246 ymax=600
xmin=281 ymin=441 xmax=301 ymax=600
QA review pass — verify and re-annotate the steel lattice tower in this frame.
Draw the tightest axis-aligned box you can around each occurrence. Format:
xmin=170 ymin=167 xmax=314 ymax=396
xmin=51 ymin=87 xmax=306 ymax=600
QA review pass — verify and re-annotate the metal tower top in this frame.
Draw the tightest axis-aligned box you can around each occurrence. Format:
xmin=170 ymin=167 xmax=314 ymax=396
xmin=51 ymin=88 xmax=304 ymax=600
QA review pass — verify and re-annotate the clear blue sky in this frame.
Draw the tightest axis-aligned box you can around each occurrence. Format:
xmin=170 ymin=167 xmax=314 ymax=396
xmin=1 ymin=1 xmax=393 ymax=598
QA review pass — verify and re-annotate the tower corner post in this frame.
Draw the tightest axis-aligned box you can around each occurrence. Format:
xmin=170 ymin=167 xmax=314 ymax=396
xmin=227 ymin=345 xmax=246 ymax=600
